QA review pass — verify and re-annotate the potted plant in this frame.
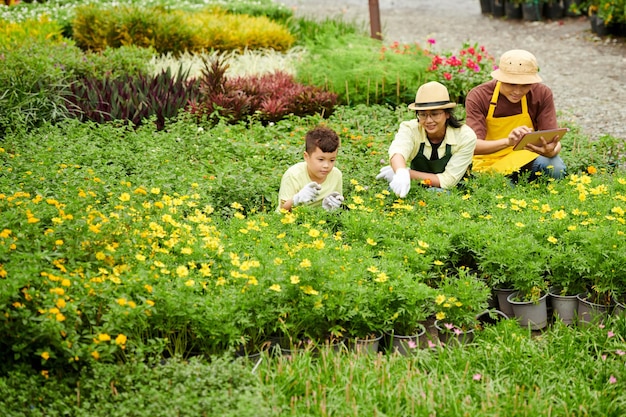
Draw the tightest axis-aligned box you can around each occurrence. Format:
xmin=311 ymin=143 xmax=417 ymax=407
xmin=575 ymin=224 xmax=620 ymax=324
xmin=382 ymin=277 xmax=436 ymax=354
xmin=433 ymin=267 xmax=492 ymax=345
xmin=504 ymin=239 xmax=551 ymax=330
xmin=547 ymin=235 xmax=591 ymax=325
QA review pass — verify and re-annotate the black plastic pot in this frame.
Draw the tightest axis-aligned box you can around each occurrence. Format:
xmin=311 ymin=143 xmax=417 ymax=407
xmin=522 ymin=2 xmax=542 ymax=21
xmin=491 ymin=0 xmax=505 ymax=17
xmin=505 ymin=2 xmax=523 ymax=19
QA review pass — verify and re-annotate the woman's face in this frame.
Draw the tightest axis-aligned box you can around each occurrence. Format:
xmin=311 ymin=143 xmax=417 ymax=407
xmin=500 ymin=82 xmax=532 ymax=103
xmin=417 ymin=110 xmax=449 ymax=140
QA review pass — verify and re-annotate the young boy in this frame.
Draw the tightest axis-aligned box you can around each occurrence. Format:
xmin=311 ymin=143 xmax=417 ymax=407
xmin=277 ymin=126 xmax=344 ymax=212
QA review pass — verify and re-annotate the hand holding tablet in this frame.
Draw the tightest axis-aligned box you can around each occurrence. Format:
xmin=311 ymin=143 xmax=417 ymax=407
xmin=513 ymin=128 xmax=568 ymax=151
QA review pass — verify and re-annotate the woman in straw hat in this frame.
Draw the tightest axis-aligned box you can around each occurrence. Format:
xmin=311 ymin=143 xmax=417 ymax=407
xmin=376 ymin=81 xmax=477 ymax=197
xmin=465 ymin=49 xmax=566 ymax=180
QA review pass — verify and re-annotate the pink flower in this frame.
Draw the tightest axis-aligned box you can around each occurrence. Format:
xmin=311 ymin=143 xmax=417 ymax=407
xmin=444 ymin=323 xmax=454 ymax=330
xmin=427 ymin=38 xmax=436 ymax=45
xmin=599 ymin=324 xmax=605 ymax=329
xmin=407 ymin=340 xmax=417 ymax=349
xmin=473 ymin=373 xmax=482 ymax=381
xmin=443 ymin=72 xmax=452 ymax=81
xmin=616 ymin=350 xmax=625 ymax=356
xmin=609 ymin=375 xmax=617 ymax=384
xmin=602 ymin=354 xmax=607 ymax=361
xmin=427 ymin=340 xmax=437 ymax=349
xmin=453 ymin=327 xmax=462 ymax=336
xmin=608 ymin=331 xmax=615 ymax=338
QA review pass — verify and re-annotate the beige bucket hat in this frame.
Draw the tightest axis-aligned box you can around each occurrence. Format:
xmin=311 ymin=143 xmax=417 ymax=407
xmin=491 ymin=49 xmax=542 ymax=84
xmin=407 ymin=81 xmax=456 ymax=111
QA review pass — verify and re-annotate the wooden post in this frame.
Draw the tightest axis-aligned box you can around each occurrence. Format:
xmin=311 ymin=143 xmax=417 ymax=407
xmin=368 ymin=0 xmax=382 ymax=40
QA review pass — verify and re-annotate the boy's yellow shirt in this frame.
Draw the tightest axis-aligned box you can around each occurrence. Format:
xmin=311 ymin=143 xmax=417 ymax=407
xmin=277 ymin=162 xmax=343 ymax=212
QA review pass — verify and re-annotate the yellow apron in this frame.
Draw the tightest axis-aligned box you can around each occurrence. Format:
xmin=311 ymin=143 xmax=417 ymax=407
xmin=472 ymin=82 xmax=538 ymax=174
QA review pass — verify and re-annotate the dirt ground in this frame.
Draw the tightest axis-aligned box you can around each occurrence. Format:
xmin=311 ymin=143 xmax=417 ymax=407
xmin=277 ymin=0 xmax=626 ymax=142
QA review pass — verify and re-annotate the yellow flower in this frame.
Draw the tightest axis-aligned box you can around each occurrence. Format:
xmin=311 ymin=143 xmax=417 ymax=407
xmin=119 ymin=193 xmax=131 ymax=202
xmin=435 ymin=294 xmax=446 ymax=305
xmin=436 ymin=312 xmax=446 ymax=320
xmin=290 ymin=275 xmax=300 ymax=284
xmin=91 ymin=351 xmax=100 ymax=360
xmin=433 ymin=260 xmax=444 ymax=266
xmin=366 ymin=238 xmax=377 ymax=246
xmin=308 ymin=229 xmax=320 ymax=238
xmin=185 ymin=279 xmax=195 ymax=287
xmin=269 ymin=284 xmax=281 ymax=292
xmin=418 ymin=240 xmax=429 ymax=248
xmin=515 ymin=222 xmax=525 ymax=228
xmin=374 ymin=272 xmax=388 ymax=283
xmin=41 ymin=351 xmax=50 ymax=360
xmin=135 ymin=253 xmax=146 ymax=261
xmin=98 ymin=333 xmax=111 ymax=342
xmin=176 ymin=265 xmax=189 ymax=277
xmin=461 ymin=212 xmax=471 ymax=219
xmin=115 ymin=334 xmax=127 ymax=346
xmin=300 ymin=285 xmax=319 ymax=295
xmin=367 ymin=265 xmax=379 ymax=273
xmin=547 ymin=236 xmax=558 ymax=244
xmin=299 ymin=259 xmax=312 ymax=268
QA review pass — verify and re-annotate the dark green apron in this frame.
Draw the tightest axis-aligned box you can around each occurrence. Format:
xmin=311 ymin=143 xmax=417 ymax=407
xmin=410 ymin=142 xmax=452 ymax=174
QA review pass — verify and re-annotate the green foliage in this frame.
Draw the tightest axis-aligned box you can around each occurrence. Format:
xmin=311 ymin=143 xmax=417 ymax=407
xmin=0 ymin=15 xmax=65 ymax=49
xmin=0 ymin=37 xmax=79 ymax=136
xmin=296 ymin=34 xmax=431 ymax=107
xmin=0 ymin=356 xmax=271 ymax=417
xmin=71 ymin=5 xmax=295 ymax=54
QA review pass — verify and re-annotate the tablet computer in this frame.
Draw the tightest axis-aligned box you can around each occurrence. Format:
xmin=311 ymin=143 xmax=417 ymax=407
xmin=513 ymin=128 xmax=568 ymax=151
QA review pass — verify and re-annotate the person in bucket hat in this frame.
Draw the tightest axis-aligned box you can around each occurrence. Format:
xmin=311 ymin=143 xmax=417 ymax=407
xmin=465 ymin=49 xmax=566 ymax=180
xmin=376 ymin=81 xmax=477 ymax=197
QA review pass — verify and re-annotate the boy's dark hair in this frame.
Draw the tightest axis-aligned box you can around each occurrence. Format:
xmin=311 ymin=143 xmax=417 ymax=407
xmin=305 ymin=126 xmax=340 ymax=154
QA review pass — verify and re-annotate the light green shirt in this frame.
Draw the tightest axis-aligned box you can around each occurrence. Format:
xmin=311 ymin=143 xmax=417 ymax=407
xmin=277 ymin=162 xmax=343 ymax=212
xmin=388 ymin=120 xmax=477 ymax=189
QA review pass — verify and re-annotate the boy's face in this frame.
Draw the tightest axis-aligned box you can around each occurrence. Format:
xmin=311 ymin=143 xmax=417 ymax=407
xmin=304 ymin=146 xmax=338 ymax=183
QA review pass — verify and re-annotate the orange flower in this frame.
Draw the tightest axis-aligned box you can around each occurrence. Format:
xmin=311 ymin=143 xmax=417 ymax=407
xmin=587 ymin=166 xmax=597 ymax=175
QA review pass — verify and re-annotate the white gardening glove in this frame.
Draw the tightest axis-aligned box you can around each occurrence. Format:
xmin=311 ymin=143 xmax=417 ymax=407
xmin=389 ymin=168 xmax=411 ymax=198
xmin=375 ymin=165 xmax=395 ymax=183
xmin=292 ymin=182 xmax=321 ymax=206
xmin=322 ymin=192 xmax=344 ymax=211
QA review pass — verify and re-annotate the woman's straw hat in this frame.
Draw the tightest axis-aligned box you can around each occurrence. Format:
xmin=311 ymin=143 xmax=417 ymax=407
xmin=407 ymin=81 xmax=456 ymax=111
xmin=491 ymin=49 xmax=542 ymax=84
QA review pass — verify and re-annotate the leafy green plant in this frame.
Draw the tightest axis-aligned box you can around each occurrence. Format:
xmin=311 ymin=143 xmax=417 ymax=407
xmin=433 ymin=267 xmax=492 ymax=331
xmin=296 ymin=33 xmax=431 ymax=106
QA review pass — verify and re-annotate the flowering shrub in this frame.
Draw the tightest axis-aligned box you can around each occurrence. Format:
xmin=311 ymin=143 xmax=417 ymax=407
xmin=424 ymin=40 xmax=497 ymax=104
